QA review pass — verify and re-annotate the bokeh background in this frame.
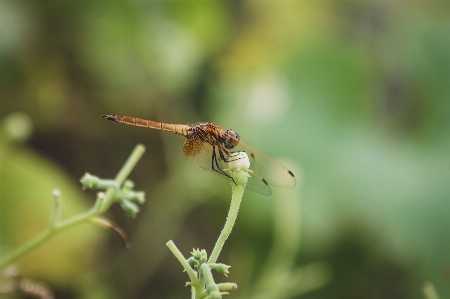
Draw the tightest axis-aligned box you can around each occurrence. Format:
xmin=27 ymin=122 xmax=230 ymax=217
xmin=0 ymin=1 xmax=449 ymax=298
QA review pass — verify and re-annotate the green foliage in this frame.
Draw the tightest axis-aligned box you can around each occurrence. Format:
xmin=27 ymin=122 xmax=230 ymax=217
xmin=0 ymin=140 xmax=146 ymax=293
xmin=0 ymin=1 xmax=448 ymax=298
xmin=0 ymin=119 xmax=102 ymax=287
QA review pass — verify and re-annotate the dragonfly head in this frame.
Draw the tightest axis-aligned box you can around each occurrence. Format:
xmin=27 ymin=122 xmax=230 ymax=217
xmin=223 ymin=129 xmax=239 ymax=149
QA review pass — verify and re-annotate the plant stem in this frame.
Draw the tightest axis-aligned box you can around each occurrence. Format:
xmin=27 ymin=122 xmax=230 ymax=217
xmin=208 ymin=170 xmax=247 ymax=264
xmin=202 ymin=263 xmax=220 ymax=298
xmin=114 ymin=144 xmax=146 ymax=184
xmin=166 ymin=240 xmax=198 ymax=284
xmin=0 ymin=144 xmax=146 ymax=270
xmin=100 ymin=144 xmax=146 ymax=212
xmin=0 ymin=207 xmax=96 ymax=270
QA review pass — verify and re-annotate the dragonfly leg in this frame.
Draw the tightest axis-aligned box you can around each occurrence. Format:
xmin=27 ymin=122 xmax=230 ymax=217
xmin=211 ymin=146 xmax=237 ymax=185
xmin=218 ymin=148 xmax=247 ymax=163
xmin=215 ymin=147 xmax=241 ymax=185
xmin=224 ymin=151 xmax=246 ymax=162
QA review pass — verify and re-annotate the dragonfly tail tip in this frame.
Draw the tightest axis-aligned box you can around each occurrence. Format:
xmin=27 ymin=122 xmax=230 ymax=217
xmin=102 ymin=115 xmax=116 ymax=121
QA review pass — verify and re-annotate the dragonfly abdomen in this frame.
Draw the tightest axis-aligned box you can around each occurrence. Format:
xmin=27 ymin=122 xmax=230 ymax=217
xmin=102 ymin=115 xmax=190 ymax=136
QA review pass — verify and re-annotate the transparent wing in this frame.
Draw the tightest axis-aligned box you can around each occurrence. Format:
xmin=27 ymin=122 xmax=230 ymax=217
xmin=182 ymin=134 xmax=273 ymax=195
xmin=244 ymin=170 xmax=273 ymax=196
xmin=233 ymin=139 xmax=296 ymax=189
xmin=182 ymin=134 xmax=230 ymax=180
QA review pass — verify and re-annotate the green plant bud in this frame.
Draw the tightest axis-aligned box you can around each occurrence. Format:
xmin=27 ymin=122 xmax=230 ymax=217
xmin=52 ymin=189 xmax=61 ymax=198
xmin=217 ymin=283 xmax=237 ymax=291
xmin=120 ymin=199 xmax=140 ymax=217
xmin=80 ymin=173 xmax=100 ymax=189
xmin=187 ymin=257 xmax=197 ymax=268
xmin=80 ymin=173 xmax=119 ymax=190
xmin=200 ymin=252 xmax=208 ymax=264
xmin=128 ymin=191 xmax=145 ymax=204
xmin=209 ymin=263 xmax=230 ymax=276
xmin=122 ymin=180 xmax=135 ymax=191
xmin=191 ymin=249 xmax=202 ymax=260
xmin=94 ymin=192 xmax=106 ymax=213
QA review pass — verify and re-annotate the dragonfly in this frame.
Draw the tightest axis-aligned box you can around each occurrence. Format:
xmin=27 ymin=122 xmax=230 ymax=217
xmin=102 ymin=115 xmax=296 ymax=195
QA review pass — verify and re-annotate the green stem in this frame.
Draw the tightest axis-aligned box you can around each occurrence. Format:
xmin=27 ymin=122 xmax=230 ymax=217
xmin=166 ymin=240 xmax=198 ymax=284
xmin=208 ymin=170 xmax=247 ymax=264
xmin=0 ymin=230 xmax=54 ymax=270
xmin=115 ymin=144 xmax=146 ymax=184
xmin=49 ymin=189 xmax=62 ymax=227
xmin=166 ymin=241 xmax=206 ymax=299
xmin=100 ymin=144 xmax=146 ymax=213
xmin=0 ymin=207 xmax=96 ymax=270
xmin=202 ymin=263 xmax=220 ymax=298
xmin=0 ymin=144 xmax=146 ymax=270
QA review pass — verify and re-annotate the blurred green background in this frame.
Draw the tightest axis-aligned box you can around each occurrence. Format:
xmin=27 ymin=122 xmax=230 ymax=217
xmin=0 ymin=1 xmax=449 ymax=298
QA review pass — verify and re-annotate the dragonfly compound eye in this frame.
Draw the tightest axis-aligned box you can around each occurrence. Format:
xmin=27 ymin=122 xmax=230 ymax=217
xmin=223 ymin=129 xmax=239 ymax=149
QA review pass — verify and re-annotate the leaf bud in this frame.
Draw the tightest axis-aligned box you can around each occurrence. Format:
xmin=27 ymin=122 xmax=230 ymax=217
xmin=120 ymin=199 xmax=140 ymax=217
xmin=209 ymin=263 xmax=231 ymax=276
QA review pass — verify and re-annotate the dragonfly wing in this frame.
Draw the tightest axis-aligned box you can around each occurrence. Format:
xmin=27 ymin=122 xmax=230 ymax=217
xmin=182 ymin=135 xmax=272 ymax=195
xmin=182 ymin=133 xmax=292 ymax=196
xmin=245 ymin=172 xmax=272 ymax=196
xmin=234 ymin=140 xmax=296 ymax=189
xmin=182 ymin=136 xmax=230 ymax=180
